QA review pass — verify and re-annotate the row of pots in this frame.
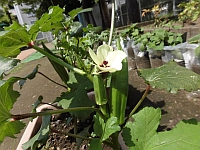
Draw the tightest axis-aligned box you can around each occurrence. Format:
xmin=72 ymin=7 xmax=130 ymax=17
xmin=124 ymin=40 xmax=200 ymax=74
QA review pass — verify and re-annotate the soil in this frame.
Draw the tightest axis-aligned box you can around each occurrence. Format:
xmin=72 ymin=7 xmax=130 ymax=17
xmin=43 ymin=113 xmax=92 ymax=150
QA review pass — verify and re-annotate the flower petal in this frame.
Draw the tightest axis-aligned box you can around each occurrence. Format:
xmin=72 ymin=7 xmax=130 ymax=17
xmin=110 ymin=61 xmax=123 ymax=71
xmin=106 ymin=50 xmax=127 ymax=66
xmin=98 ymin=66 xmax=117 ymax=73
xmin=97 ymin=44 xmax=113 ymax=63
xmin=89 ymin=48 xmax=101 ymax=65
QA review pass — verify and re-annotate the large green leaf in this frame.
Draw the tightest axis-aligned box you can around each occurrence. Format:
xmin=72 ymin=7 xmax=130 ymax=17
xmin=57 ymin=72 xmax=94 ymax=120
xmin=4 ymin=22 xmax=23 ymax=31
xmin=22 ymin=115 xmax=51 ymax=150
xmin=147 ymin=119 xmax=200 ymax=150
xmin=0 ymin=22 xmax=31 ymax=57
xmin=68 ymin=7 xmax=92 ymax=19
xmin=0 ymin=121 xmax=26 ymax=144
xmin=0 ymin=55 xmax=20 ymax=79
xmin=122 ymin=107 xmax=161 ymax=150
xmin=0 ymin=29 xmax=30 ymax=57
xmin=29 ymin=6 xmax=64 ymax=38
xmin=139 ymin=61 xmax=200 ymax=93
xmin=122 ymin=107 xmax=200 ymax=150
xmin=0 ymin=77 xmax=26 ymax=143
xmin=0 ymin=78 xmax=20 ymax=122
xmin=70 ymin=21 xmax=83 ymax=37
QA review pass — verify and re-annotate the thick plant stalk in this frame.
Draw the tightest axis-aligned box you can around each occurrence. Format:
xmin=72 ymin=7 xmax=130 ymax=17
xmin=110 ymin=38 xmax=128 ymax=125
xmin=93 ymin=75 xmax=108 ymax=118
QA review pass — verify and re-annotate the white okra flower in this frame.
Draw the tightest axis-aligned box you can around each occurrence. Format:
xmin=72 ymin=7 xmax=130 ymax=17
xmin=89 ymin=44 xmax=127 ymax=73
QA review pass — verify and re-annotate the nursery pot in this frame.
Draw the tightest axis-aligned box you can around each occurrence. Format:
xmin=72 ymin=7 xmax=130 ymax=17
xmin=16 ymin=104 xmax=58 ymax=150
xmin=132 ymin=42 xmax=151 ymax=69
xmin=148 ymin=49 xmax=163 ymax=68
xmin=16 ymin=91 xmax=96 ymax=150
xmin=191 ymin=57 xmax=200 ymax=74
xmin=16 ymin=94 xmax=129 ymax=150
xmin=162 ymin=44 xmax=189 ymax=68
xmin=187 ymin=44 xmax=200 ymax=74
xmin=134 ymin=52 xmax=151 ymax=69
xmin=133 ymin=49 xmax=151 ymax=69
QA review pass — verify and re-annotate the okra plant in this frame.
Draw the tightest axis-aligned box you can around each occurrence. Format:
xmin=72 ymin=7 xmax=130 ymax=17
xmin=1 ymin=1 xmax=200 ymax=150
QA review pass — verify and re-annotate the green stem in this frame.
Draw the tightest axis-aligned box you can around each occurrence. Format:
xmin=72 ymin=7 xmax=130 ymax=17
xmin=108 ymin=0 xmax=115 ymax=46
xmin=38 ymin=71 xmax=68 ymax=89
xmin=11 ymin=107 xmax=105 ymax=121
xmin=100 ymin=104 xmax=109 ymax=119
xmin=32 ymin=45 xmax=93 ymax=81
xmin=127 ymin=85 xmax=151 ymax=119
xmin=111 ymin=132 xmax=120 ymax=150
xmin=51 ymin=128 xmax=92 ymax=141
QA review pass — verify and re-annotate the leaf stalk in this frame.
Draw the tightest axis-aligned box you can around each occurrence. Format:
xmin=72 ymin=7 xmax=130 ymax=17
xmin=127 ymin=84 xmax=151 ymax=119
xmin=11 ymin=107 xmax=105 ymax=121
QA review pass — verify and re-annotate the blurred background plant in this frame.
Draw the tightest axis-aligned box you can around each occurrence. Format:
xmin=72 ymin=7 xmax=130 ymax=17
xmin=178 ymin=0 xmax=200 ymax=24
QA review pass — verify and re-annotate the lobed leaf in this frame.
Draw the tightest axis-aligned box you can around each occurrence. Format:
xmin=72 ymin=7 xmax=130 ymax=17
xmin=0 ymin=121 xmax=25 ymax=144
xmin=139 ymin=61 xmax=200 ymax=93
xmin=93 ymin=114 xmax=121 ymax=142
xmin=0 ymin=29 xmax=30 ymax=57
xmin=189 ymin=34 xmax=200 ymax=43
xmin=68 ymin=7 xmax=92 ymax=19
xmin=101 ymin=117 xmax=121 ymax=141
xmin=147 ymin=119 xmax=200 ymax=150
xmin=123 ymin=107 xmax=200 ymax=150
xmin=0 ymin=77 xmax=26 ymax=143
xmin=122 ymin=107 xmax=161 ymax=150
xmin=195 ymin=46 xmax=200 ymax=57
xmin=29 ymin=6 xmax=64 ymax=37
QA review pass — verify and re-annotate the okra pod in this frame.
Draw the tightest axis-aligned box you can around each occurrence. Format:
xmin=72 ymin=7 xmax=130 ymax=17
xmin=110 ymin=38 xmax=128 ymax=125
